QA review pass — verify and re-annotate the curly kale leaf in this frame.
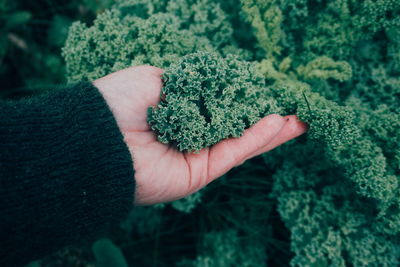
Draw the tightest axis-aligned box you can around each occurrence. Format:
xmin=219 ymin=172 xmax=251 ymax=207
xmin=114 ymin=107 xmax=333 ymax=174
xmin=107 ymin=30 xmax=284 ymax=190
xmin=269 ymin=144 xmax=400 ymax=267
xmin=268 ymin=80 xmax=358 ymax=149
xmin=62 ymin=1 xmax=400 ymax=265
xmin=63 ymin=5 xmax=213 ymax=82
xmin=166 ymin=0 xmax=233 ymax=48
xmin=296 ymin=56 xmax=352 ymax=82
xmin=178 ymin=229 xmax=267 ymax=267
xmin=147 ymin=51 xmax=281 ymax=152
xmin=240 ymin=0 xmax=282 ymax=59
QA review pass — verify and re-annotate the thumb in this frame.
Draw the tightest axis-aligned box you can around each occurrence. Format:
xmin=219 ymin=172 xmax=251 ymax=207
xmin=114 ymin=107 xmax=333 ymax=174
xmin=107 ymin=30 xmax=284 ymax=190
xmin=207 ymin=114 xmax=286 ymax=180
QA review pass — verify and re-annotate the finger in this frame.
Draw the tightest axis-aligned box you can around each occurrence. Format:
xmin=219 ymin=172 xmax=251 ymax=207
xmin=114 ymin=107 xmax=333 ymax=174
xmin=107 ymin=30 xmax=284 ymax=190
xmin=207 ymin=114 xmax=286 ymax=181
xmin=246 ymin=115 xmax=309 ymax=159
xmin=129 ymin=65 xmax=164 ymax=108
xmin=93 ymin=65 xmax=164 ymax=132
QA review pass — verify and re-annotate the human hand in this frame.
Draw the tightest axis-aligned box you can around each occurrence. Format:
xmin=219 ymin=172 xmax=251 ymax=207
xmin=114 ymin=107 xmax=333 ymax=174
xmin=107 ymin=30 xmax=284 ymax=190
xmin=93 ymin=66 xmax=308 ymax=205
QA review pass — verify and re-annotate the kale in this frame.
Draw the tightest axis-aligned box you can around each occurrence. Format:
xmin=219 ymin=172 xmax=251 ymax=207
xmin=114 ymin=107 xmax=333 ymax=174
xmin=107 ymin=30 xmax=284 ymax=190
xmin=62 ymin=0 xmax=400 ymax=266
xmin=147 ymin=51 xmax=281 ymax=151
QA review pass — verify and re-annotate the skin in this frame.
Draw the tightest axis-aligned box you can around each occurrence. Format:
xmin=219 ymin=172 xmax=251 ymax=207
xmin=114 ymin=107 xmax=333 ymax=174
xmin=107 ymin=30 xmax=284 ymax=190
xmin=94 ymin=66 xmax=308 ymax=205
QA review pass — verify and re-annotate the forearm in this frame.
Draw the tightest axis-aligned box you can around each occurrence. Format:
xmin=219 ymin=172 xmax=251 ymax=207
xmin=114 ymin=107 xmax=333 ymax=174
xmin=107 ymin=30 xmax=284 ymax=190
xmin=0 ymin=82 xmax=135 ymax=266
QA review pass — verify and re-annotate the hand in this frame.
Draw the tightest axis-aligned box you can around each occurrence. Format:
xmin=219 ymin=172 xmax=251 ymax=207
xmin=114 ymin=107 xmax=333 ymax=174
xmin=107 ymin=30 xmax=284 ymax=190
xmin=93 ymin=66 xmax=308 ymax=205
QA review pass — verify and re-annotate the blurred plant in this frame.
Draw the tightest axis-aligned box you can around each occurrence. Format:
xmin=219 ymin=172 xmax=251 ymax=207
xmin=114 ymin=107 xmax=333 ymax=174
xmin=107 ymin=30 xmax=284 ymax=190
xmin=0 ymin=0 xmax=116 ymax=99
xmin=28 ymin=0 xmax=400 ymax=266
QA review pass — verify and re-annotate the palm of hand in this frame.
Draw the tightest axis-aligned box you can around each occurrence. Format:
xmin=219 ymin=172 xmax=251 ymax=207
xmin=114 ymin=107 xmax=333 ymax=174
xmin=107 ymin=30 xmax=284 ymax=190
xmin=94 ymin=66 xmax=308 ymax=205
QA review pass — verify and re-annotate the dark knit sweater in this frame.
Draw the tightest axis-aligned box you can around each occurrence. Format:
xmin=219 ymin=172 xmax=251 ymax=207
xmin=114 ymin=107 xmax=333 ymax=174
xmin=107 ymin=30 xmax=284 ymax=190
xmin=0 ymin=82 xmax=135 ymax=266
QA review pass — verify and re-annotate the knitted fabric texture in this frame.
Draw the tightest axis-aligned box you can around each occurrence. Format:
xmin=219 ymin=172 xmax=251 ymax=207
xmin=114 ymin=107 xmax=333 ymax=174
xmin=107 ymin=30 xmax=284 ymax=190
xmin=0 ymin=82 xmax=135 ymax=266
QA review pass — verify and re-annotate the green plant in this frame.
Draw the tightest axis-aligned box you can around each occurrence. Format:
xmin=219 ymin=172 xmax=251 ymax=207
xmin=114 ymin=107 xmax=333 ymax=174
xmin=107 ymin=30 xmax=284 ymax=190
xmin=0 ymin=0 xmax=116 ymax=99
xmin=63 ymin=0 xmax=400 ymax=266
xmin=147 ymin=51 xmax=281 ymax=151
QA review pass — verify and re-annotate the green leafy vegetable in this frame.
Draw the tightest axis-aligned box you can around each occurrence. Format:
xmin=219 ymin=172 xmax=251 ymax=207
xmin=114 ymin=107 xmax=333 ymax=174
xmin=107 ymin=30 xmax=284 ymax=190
xmin=148 ymin=51 xmax=281 ymax=151
xmin=62 ymin=0 xmax=400 ymax=266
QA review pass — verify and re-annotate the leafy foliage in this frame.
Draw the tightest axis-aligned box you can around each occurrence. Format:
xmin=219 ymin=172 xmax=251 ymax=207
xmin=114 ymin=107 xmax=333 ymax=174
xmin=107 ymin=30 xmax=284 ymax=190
xmin=0 ymin=0 xmax=117 ymax=99
xmin=62 ymin=0 xmax=244 ymax=82
xmin=148 ymin=51 xmax=281 ymax=151
xmin=178 ymin=229 xmax=267 ymax=267
xmin=62 ymin=0 xmax=400 ymax=265
xmin=266 ymin=141 xmax=400 ymax=266
xmin=92 ymin=238 xmax=128 ymax=267
xmin=5 ymin=0 xmax=398 ymax=266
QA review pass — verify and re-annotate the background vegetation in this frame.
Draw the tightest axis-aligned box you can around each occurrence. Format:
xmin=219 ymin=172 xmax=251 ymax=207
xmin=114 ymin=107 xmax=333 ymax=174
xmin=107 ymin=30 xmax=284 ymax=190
xmin=2 ymin=0 xmax=399 ymax=266
xmin=0 ymin=0 xmax=113 ymax=98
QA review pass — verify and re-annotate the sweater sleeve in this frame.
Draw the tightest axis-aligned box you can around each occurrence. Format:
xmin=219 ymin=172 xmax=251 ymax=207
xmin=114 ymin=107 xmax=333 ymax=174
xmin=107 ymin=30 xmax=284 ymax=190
xmin=0 ymin=82 xmax=135 ymax=266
